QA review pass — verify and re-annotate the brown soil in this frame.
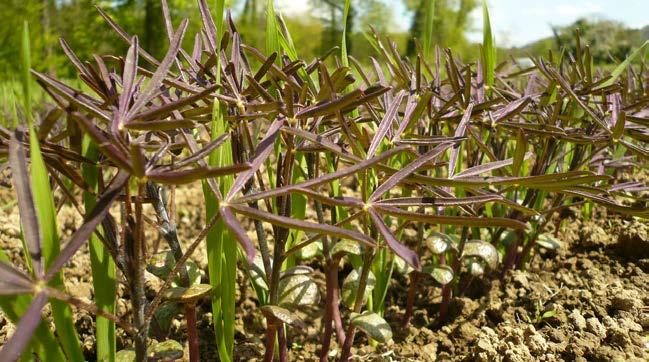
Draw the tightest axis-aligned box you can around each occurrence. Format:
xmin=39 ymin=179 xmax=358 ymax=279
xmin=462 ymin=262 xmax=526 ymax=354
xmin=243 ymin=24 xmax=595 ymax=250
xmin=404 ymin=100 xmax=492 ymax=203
xmin=1 ymin=184 xmax=648 ymax=361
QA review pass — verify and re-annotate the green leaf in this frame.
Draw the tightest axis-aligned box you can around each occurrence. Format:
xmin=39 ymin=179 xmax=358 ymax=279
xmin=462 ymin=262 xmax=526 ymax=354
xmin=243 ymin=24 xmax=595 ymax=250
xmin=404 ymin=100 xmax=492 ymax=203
xmin=463 ymin=240 xmax=499 ymax=270
xmin=422 ymin=264 xmax=454 ymax=285
xmin=341 ymin=0 xmax=351 ymax=67
xmin=467 ymin=258 xmax=485 ymax=276
xmin=330 ymin=239 xmax=363 ymax=259
xmin=266 ymin=0 xmax=280 ymax=58
xmin=481 ymin=0 xmax=496 ymax=90
xmin=422 ymin=0 xmax=436 ymax=61
xmin=21 ymin=22 xmax=32 ymax=123
xmin=260 ymin=305 xmax=303 ymax=327
xmin=512 ymin=130 xmax=527 ymax=177
xmin=83 ymin=135 xmax=116 ymax=362
xmin=601 ymin=40 xmax=649 ymax=87
xmin=342 ymin=269 xmax=376 ymax=308
xmin=115 ymin=349 xmax=136 ymax=362
xmin=278 ymin=273 xmax=320 ymax=307
xmin=426 ymin=232 xmax=455 ymax=254
xmin=350 ymin=311 xmax=393 ymax=344
xmin=536 ymin=233 xmax=563 ymax=250
xmin=147 ymin=340 xmax=184 ymax=361
xmin=28 ymin=97 xmax=84 ymax=362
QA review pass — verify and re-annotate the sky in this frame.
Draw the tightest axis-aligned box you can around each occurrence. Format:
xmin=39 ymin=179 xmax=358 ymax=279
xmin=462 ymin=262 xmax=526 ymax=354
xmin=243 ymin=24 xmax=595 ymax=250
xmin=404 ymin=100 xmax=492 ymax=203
xmin=276 ymin=0 xmax=649 ymax=47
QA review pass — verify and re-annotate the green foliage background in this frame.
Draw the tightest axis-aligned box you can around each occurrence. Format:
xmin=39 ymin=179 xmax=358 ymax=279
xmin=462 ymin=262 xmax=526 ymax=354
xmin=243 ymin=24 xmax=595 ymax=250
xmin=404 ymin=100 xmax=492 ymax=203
xmin=1 ymin=1 xmax=647 ymax=80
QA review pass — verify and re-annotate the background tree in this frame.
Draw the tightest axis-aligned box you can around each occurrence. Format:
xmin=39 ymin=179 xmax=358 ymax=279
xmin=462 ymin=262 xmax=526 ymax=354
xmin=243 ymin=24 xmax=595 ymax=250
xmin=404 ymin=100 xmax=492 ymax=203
xmin=405 ymin=0 xmax=477 ymax=58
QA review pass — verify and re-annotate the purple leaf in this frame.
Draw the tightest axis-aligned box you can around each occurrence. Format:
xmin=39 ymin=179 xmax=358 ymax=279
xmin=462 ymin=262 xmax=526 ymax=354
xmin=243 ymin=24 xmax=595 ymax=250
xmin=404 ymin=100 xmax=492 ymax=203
xmin=0 ymin=293 xmax=48 ymax=361
xmin=8 ymin=129 xmax=43 ymax=278
xmin=368 ymin=207 xmax=420 ymax=270
xmin=45 ymin=171 xmax=129 ymax=281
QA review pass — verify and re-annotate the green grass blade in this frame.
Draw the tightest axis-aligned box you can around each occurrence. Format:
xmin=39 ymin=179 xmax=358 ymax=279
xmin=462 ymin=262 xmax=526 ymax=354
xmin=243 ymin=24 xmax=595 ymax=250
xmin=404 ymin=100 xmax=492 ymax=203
xmin=266 ymin=0 xmax=280 ymax=58
xmin=601 ymin=40 xmax=649 ymax=87
xmin=22 ymin=21 xmax=84 ymax=361
xmin=341 ymin=0 xmax=351 ymax=67
xmin=481 ymin=0 xmax=496 ymax=91
xmin=422 ymin=0 xmax=435 ymax=61
xmin=21 ymin=22 xmax=32 ymax=123
xmin=82 ymin=135 xmax=116 ymax=362
xmin=201 ymin=1 xmax=236 ymax=361
xmin=29 ymin=123 xmax=85 ymax=362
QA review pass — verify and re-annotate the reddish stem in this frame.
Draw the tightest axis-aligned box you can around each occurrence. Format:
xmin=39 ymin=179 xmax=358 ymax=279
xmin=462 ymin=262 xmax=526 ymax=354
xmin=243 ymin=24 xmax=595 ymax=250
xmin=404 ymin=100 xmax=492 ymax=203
xmin=185 ymin=304 xmax=199 ymax=362
xmin=438 ymin=283 xmax=452 ymax=323
xmin=339 ymin=326 xmax=356 ymax=362
xmin=402 ymin=272 xmax=420 ymax=327
xmin=263 ymin=324 xmax=277 ymax=362
xmin=331 ymin=268 xmax=346 ymax=345
xmin=278 ymin=324 xmax=288 ymax=362
xmin=319 ymin=263 xmax=336 ymax=361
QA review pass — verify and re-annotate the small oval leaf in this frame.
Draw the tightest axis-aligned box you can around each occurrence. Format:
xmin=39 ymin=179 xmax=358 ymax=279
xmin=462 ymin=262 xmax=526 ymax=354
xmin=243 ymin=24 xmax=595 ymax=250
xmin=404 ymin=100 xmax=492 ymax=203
xmin=467 ymin=258 xmax=485 ymax=276
xmin=536 ymin=233 xmax=563 ymax=250
xmin=148 ymin=339 xmax=184 ymax=361
xmin=350 ymin=311 xmax=393 ymax=343
xmin=116 ymin=349 xmax=136 ymax=362
xmin=250 ymin=255 xmax=269 ymax=291
xmin=342 ymin=270 xmax=376 ymax=308
xmin=463 ymin=240 xmax=499 ymax=269
xmin=153 ymin=302 xmax=181 ymax=334
xmin=426 ymin=232 xmax=454 ymax=254
xmin=260 ymin=305 xmax=304 ymax=327
xmin=297 ymin=239 xmax=322 ymax=259
xmin=330 ymin=239 xmax=363 ymax=258
xmin=422 ymin=264 xmax=454 ymax=285
xmin=278 ymin=273 xmax=320 ymax=307
xmin=393 ymin=255 xmax=413 ymax=275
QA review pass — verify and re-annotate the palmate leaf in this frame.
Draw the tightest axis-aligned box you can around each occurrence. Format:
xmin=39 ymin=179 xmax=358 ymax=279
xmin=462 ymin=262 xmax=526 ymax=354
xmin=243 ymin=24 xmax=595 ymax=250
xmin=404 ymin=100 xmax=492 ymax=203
xmin=130 ymin=84 xmax=219 ymax=122
xmin=369 ymin=142 xmax=452 ymax=202
xmin=219 ymin=206 xmax=256 ymax=264
xmin=115 ymin=36 xmax=139 ymax=134
xmin=146 ymin=163 xmax=250 ymax=185
xmin=127 ymin=19 xmax=189 ymax=119
xmin=71 ymin=113 xmax=132 ymax=171
xmin=367 ymin=90 xmax=405 ymax=158
xmin=368 ymin=207 xmax=420 ymax=270
xmin=448 ymin=103 xmax=474 ymax=177
xmin=236 ymin=145 xmax=408 ymax=204
xmin=229 ymin=204 xmax=375 ymax=247
xmin=377 ymin=205 xmax=528 ymax=230
xmin=44 ymin=171 xmax=129 ymax=281
xmin=0 ymin=261 xmax=33 ymax=296
xmin=453 ymin=152 xmax=533 ymax=178
xmin=226 ymin=119 xmax=283 ymax=201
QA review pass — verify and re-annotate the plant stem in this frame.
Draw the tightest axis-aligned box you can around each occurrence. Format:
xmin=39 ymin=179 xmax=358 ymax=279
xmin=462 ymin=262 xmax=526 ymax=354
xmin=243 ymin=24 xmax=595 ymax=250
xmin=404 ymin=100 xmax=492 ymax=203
xmin=185 ymin=303 xmax=200 ymax=362
xmin=340 ymin=251 xmax=374 ymax=361
xmin=402 ymin=272 xmax=420 ymax=327
xmin=439 ymin=227 xmax=468 ymax=323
